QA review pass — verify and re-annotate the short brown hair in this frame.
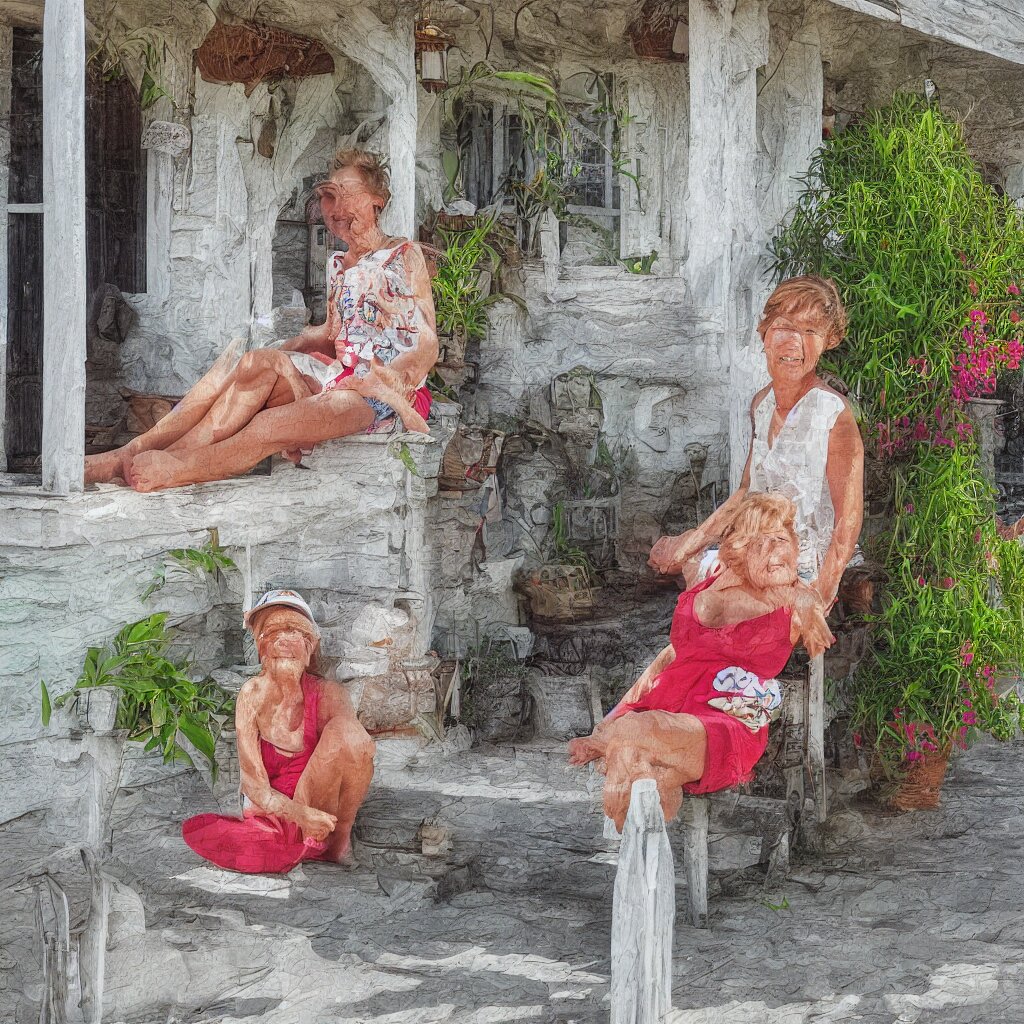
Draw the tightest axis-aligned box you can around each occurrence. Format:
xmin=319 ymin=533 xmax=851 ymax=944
xmin=758 ymin=275 xmax=847 ymax=350
xmin=331 ymin=147 xmax=391 ymax=210
xmin=717 ymin=493 xmax=798 ymax=573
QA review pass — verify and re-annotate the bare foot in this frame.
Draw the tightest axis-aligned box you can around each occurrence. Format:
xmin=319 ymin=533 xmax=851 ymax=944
xmin=84 ymin=448 xmax=128 ymax=486
xmin=317 ymin=828 xmax=357 ymax=866
xmin=126 ymin=450 xmax=193 ymax=492
xmin=568 ymin=735 xmax=606 ymax=766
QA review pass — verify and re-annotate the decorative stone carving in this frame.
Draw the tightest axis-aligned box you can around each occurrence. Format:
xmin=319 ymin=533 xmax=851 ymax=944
xmin=141 ymin=121 xmax=191 ymax=158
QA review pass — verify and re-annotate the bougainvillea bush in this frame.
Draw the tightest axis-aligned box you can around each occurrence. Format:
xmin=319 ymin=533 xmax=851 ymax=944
xmin=770 ymin=95 xmax=1024 ymax=776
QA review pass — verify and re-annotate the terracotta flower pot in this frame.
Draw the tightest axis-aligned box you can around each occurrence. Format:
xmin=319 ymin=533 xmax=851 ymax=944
xmin=890 ymin=745 xmax=951 ymax=811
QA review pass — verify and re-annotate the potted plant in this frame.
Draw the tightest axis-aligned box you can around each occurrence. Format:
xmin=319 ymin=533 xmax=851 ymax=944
xmin=431 ymin=212 xmax=505 ymax=368
xmin=520 ymin=501 xmax=601 ymax=625
xmin=771 ymin=94 xmax=1024 ymax=808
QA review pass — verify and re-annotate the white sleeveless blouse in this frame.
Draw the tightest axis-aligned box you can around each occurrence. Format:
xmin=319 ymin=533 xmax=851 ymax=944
xmin=749 ymin=386 xmax=845 ymax=576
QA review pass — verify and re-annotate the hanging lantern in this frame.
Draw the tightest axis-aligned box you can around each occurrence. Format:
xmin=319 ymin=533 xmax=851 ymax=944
xmin=415 ymin=19 xmax=452 ymax=93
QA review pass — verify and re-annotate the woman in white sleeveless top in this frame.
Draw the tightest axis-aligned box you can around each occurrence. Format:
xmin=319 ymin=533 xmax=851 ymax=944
xmin=651 ymin=276 xmax=864 ymax=608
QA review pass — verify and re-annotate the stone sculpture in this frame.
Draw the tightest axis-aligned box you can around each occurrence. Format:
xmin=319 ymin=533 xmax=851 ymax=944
xmin=569 ymin=493 xmax=832 ymax=830
xmin=85 ymin=149 xmax=438 ymax=491
xmin=649 ymin=275 xmax=864 ymax=608
xmin=182 ymin=590 xmax=375 ymax=873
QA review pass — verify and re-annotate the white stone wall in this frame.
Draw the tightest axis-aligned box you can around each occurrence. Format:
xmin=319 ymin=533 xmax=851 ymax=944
xmin=0 ymin=435 xmax=442 ymax=744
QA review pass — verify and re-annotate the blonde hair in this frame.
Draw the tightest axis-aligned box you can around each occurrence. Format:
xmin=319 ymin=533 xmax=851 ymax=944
xmin=758 ymin=275 xmax=847 ymax=350
xmin=331 ymin=147 xmax=391 ymax=210
xmin=717 ymin=493 xmax=798 ymax=573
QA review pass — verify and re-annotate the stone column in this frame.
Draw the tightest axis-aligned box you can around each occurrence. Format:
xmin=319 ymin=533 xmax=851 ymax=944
xmin=0 ymin=24 xmax=11 ymax=473
xmin=685 ymin=0 xmax=769 ymax=490
xmin=42 ymin=0 xmax=86 ymax=493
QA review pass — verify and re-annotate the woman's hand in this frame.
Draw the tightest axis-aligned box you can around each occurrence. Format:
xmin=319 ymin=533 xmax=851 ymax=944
xmin=649 ymin=530 xmax=702 ymax=575
xmin=298 ymin=806 xmax=338 ymax=842
xmin=788 ymin=581 xmax=835 ymax=659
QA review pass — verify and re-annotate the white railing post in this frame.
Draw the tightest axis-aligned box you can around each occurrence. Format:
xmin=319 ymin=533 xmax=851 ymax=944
xmin=42 ymin=0 xmax=86 ymax=493
xmin=610 ymin=778 xmax=674 ymax=1024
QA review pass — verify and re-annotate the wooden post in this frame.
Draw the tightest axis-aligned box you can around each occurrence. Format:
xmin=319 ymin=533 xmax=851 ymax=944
xmin=681 ymin=797 xmax=710 ymax=929
xmin=807 ymin=652 xmax=827 ymax=823
xmin=610 ymin=778 xmax=674 ymax=1024
xmin=41 ymin=0 xmax=86 ymax=493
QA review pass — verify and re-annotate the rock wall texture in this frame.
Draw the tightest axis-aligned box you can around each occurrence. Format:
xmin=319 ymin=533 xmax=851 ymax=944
xmin=0 ymin=435 xmax=442 ymax=743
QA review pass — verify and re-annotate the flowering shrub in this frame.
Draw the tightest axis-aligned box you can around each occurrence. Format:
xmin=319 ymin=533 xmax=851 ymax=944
xmin=771 ymin=95 xmax=1024 ymax=775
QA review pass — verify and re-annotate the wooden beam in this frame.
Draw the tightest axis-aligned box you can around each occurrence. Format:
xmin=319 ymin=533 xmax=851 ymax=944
xmin=826 ymin=0 xmax=1024 ymax=67
xmin=41 ymin=0 xmax=86 ymax=493
xmin=681 ymin=797 xmax=710 ymax=928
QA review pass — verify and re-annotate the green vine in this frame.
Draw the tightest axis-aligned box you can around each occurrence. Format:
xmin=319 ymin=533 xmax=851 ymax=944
xmin=770 ymin=95 xmax=1024 ymax=773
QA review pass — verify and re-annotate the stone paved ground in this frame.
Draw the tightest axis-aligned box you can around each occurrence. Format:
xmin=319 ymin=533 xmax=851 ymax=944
xmin=97 ymin=738 xmax=1024 ymax=1023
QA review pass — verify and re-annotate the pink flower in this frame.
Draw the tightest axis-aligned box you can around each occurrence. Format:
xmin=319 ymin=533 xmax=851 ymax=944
xmin=963 ymin=711 xmax=977 ymax=725
xmin=853 ymin=732 xmax=862 ymax=747
xmin=961 ymin=642 xmax=975 ymax=667
xmin=969 ymin=309 xmax=988 ymax=325
xmin=917 ymin=575 xmax=926 ymax=586
xmin=963 ymin=328 xmax=976 ymax=344
xmin=942 ymin=577 xmax=955 ymax=589
xmin=1009 ymin=284 xmax=1021 ymax=296
xmin=907 ymin=750 xmax=922 ymax=761
xmin=905 ymin=503 xmax=915 ymax=514
xmin=893 ymin=707 xmax=903 ymax=718
xmin=1012 ymin=311 xmax=1021 ymax=324
xmin=974 ymin=529 xmax=982 ymax=544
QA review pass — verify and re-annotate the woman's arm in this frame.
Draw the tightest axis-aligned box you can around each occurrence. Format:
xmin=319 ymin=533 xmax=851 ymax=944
xmin=813 ymin=405 xmax=864 ymax=606
xmin=280 ymin=322 xmax=335 ymax=357
xmin=605 ymin=644 xmax=675 ymax=720
xmin=385 ymin=243 xmax=440 ymax=385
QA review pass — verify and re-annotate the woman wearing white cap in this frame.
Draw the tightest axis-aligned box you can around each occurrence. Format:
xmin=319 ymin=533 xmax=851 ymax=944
xmin=183 ymin=590 xmax=375 ymax=873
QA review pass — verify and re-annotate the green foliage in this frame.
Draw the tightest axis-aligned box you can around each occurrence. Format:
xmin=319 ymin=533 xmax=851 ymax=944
xmin=551 ymin=500 xmax=597 ymax=584
xmin=392 ymin=440 xmax=421 ymax=477
xmin=770 ymin=95 xmax=1024 ymax=768
xmin=143 ymin=539 xmax=237 ymax=600
xmin=444 ymin=63 xmax=640 ymax=240
xmin=41 ymin=614 xmax=234 ymax=772
xmin=41 ymin=541 xmax=238 ymax=773
xmin=90 ymin=33 xmax=172 ymax=111
xmin=432 ymin=212 xmax=505 ymax=346
xmin=620 ymin=250 xmax=658 ymax=274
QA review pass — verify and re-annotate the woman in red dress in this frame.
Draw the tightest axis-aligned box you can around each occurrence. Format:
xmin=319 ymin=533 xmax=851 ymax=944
xmin=569 ymin=493 xmax=832 ymax=830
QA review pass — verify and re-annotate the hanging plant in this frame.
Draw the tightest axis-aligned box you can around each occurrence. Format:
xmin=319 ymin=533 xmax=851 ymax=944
xmin=770 ymin=95 xmax=1024 ymax=802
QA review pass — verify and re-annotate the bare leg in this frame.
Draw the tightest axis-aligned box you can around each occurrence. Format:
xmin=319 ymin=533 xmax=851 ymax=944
xmin=126 ymin=390 xmax=375 ymax=491
xmin=84 ymin=338 xmax=246 ymax=485
xmin=589 ymin=711 xmax=708 ymax=831
xmin=168 ymin=350 xmax=314 ymax=451
xmin=293 ymin=712 xmax=376 ymax=864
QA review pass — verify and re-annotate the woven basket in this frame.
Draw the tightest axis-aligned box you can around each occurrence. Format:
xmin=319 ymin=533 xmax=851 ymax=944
xmin=521 ymin=565 xmax=596 ymax=624
xmin=439 ymin=426 xmax=503 ymax=492
xmin=890 ymin=745 xmax=951 ymax=811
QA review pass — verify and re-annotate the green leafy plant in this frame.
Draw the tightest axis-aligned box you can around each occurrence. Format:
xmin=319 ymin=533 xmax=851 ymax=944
xmin=770 ymin=94 xmax=1024 ymax=775
xmin=432 ymin=212 xmax=505 ymax=349
xmin=90 ymin=32 xmax=173 ymax=111
xmin=143 ymin=538 xmax=237 ymax=600
xmin=41 ymin=614 xmax=234 ymax=773
xmin=620 ymin=250 xmax=658 ymax=274
xmin=551 ymin=500 xmax=597 ymax=584
xmin=41 ymin=542 xmax=238 ymax=773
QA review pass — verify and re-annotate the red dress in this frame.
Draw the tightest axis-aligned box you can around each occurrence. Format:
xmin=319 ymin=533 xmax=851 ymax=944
xmin=617 ymin=577 xmax=794 ymax=794
xmin=182 ymin=674 xmax=328 ymax=874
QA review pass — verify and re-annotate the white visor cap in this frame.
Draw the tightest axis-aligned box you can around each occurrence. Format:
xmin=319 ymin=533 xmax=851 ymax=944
xmin=243 ymin=589 xmax=320 ymax=636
